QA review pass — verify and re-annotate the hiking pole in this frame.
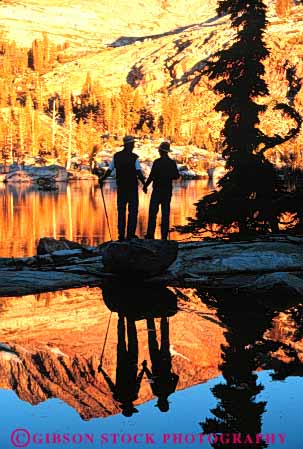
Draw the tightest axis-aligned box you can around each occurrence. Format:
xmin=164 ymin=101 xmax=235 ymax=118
xmin=99 ymin=177 xmax=113 ymax=241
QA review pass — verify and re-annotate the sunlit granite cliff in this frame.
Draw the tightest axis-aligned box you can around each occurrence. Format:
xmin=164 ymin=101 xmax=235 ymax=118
xmin=0 ymin=287 xmax=223 ymax=419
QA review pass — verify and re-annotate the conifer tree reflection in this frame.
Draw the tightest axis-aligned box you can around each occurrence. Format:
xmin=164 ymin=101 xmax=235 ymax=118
xmin=197 ymin=291 xmax=283 ymax=449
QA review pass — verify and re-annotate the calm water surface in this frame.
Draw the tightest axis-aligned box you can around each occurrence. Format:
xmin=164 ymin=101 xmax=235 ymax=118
xmin=0 ymin=179 xmax=211 ymax=257
xmin=0 ymin=180 xmax=302 ymax=449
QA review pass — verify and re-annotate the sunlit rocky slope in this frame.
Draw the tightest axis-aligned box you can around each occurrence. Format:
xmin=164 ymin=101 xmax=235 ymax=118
xmin=0 ymin=286 xmax=301 ymax=420
xmin=1 ymin=1 xmax=302 ymax=99
xmin=0 ymin=0 xmax=303 ymax=153
xmin=0 ymin=287 xmax=223 ymax=419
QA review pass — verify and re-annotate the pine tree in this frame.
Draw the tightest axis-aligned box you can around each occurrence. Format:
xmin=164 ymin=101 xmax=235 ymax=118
xmin=75 ymin=119 xmax=86 ymax=157
xmin=187 ymin=0 xmax=301 ymax=236
xmin=118 ymin=84 xmax=144 ymax=134
xmin=31 ymin=39 xmax=42 ymax=72
xmin=94 ymin=83 xmax=108 ymax=133
xmin=161 ymin=91 xmax=182 ymax=142
xmin=276 ymin=0 xmax=292 ymax=17
xmin=25 ymin=92 xmax=37 ymax=156
xmin=110 ymin=94 xmax=122 ymax=134
xmin=0 ymin=79 xmax=9 ymax=107
xmin=82 ymin=72 xmax=93 ymax=97
xmin=42 ymin=32 xmax=49 ymax=71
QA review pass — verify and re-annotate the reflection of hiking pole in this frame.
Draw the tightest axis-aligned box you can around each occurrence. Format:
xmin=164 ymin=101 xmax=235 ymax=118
xmin=99 ymin=310 xmax=113 ymax=371
xmin=99 ymin=181 xmax=113 ymax=241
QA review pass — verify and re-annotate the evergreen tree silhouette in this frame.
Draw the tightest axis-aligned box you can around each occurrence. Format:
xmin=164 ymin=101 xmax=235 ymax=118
xmin=186 ymin=0 xmax=301 ymax=236
xmin=197 ymin=290 xmax=284 ymax=449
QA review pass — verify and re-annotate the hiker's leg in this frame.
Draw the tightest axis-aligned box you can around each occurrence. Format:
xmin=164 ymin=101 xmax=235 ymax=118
xmin=127 ymin=189 xmax=139 ymax=238
xmin=146 ymin=190 xmax=160 ymax=239
xmin=117 ymin=189 xmax=127 ymax=240
xmin=127 ymin=319 xmax=138 ymax=364
xmin=161 ymin=192 xmax=172 ymax=240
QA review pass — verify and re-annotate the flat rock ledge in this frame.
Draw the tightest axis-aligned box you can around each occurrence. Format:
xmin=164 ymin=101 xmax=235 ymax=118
xmin=0 ymin=236 xmax=302 ymax=298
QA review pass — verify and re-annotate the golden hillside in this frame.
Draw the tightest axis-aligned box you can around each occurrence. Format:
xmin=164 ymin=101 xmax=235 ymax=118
xmin=0 ymin=0 xmax=302 ymax=165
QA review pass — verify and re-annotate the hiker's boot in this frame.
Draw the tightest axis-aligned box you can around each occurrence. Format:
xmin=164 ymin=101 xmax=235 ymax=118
xmin=127 ymin=234 xmax=139 ymax=240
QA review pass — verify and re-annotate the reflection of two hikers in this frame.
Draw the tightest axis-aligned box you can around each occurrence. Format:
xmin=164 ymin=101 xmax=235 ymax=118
xmin=99 ymin=314 xmax=179 ymax=417
xmin=99 ymin=136 xmax=180 ymax=241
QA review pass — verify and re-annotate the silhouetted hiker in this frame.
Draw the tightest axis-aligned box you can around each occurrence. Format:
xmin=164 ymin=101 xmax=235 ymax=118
xmin=99 ymin=314 xmax=145 ymax=417
xmin=100 ymin=136 xmax=145 ymax=241
xmin=144 ymin=317 xmax=179 ymax=412
xmin=144 ymin=141 xmax=179 ymax=240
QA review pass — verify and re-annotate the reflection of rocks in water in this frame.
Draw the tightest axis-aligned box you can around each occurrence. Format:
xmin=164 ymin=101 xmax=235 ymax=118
xmin=0 ymin=286 xmax=302 ymax=423
xmin=0 ymin=287 xmax=224 ymax=420
xmin=0 ymin=343 xmax=116 ymax=420
xmin=197 ymin=290 xmax=303 ymax=448
xmin=265 ymin=301 xmax=303 ymax=380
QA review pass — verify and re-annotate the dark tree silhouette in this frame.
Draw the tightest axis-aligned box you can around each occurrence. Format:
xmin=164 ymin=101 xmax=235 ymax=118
xmin=284 ymin=60 xmax=303 ymax=107
xmin=186 ymin=0 xmax=301 ymax=236
xmin=197 ymin=290 xmax=302 ymax=449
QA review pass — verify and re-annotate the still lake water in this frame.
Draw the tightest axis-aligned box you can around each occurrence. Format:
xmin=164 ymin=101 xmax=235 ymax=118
xmin=0 ymin=179 xmax=211 ymax=257
xmin=0 ymin=180 xmax=302 ymax=449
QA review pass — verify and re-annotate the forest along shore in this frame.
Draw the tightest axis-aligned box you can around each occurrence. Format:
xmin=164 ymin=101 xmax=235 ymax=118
xmin=0 ymin=236 xmax=303 ymax=297
xmin=0 ymin=140 xmax=225 ymax=185
xmin=0 ymin=138 xmax=298 ymax=190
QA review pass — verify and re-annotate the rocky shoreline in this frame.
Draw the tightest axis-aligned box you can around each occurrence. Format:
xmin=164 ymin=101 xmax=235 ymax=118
xmin=0 ymin=236 xmax=302 ymax=298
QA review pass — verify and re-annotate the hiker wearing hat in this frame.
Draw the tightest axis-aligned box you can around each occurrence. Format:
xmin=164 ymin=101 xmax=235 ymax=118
xmin=143 ymin=141 xmax=179 ymax=240
xmin=100 ymin=135 xmax=145 ymax=241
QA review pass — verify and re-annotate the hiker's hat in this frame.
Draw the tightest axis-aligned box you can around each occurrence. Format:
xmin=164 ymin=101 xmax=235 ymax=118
xmin=123 ymin=135 xmax=135 ymax=145
xmin=121 ymin=404 xmax=139 ymax=417
xmin=159 ymin=141 xmax=171 ymax=152
xmin=155 ymin=397 xmax=169 ymax=412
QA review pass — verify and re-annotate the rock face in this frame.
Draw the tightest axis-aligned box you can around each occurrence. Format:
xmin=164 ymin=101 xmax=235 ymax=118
xmin=0 ymin=287 xmax=224 ymax=419
xmin=0 ymin=285 xmax=301 ymax=420
xmin=102 ymin=239 xmax=178 ymax=277
xmin=4 ymin=165 xmax=68 ymax=184
xmin=37 ymin=237 xmax=88 ymax=255
xmin=0 ymin=0 xmax=302 ymax=150
xmin=169 ymin=239 xmax=303 ymax=277
xmin=240 ymin=272 xmax=303 ymax=299
xmin=1 ymin=237 xmax=303 ymax=297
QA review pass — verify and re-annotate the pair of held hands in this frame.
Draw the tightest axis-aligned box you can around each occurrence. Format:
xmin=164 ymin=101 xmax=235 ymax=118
xmin=99 ymin=176 xmax=149 ymax=194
